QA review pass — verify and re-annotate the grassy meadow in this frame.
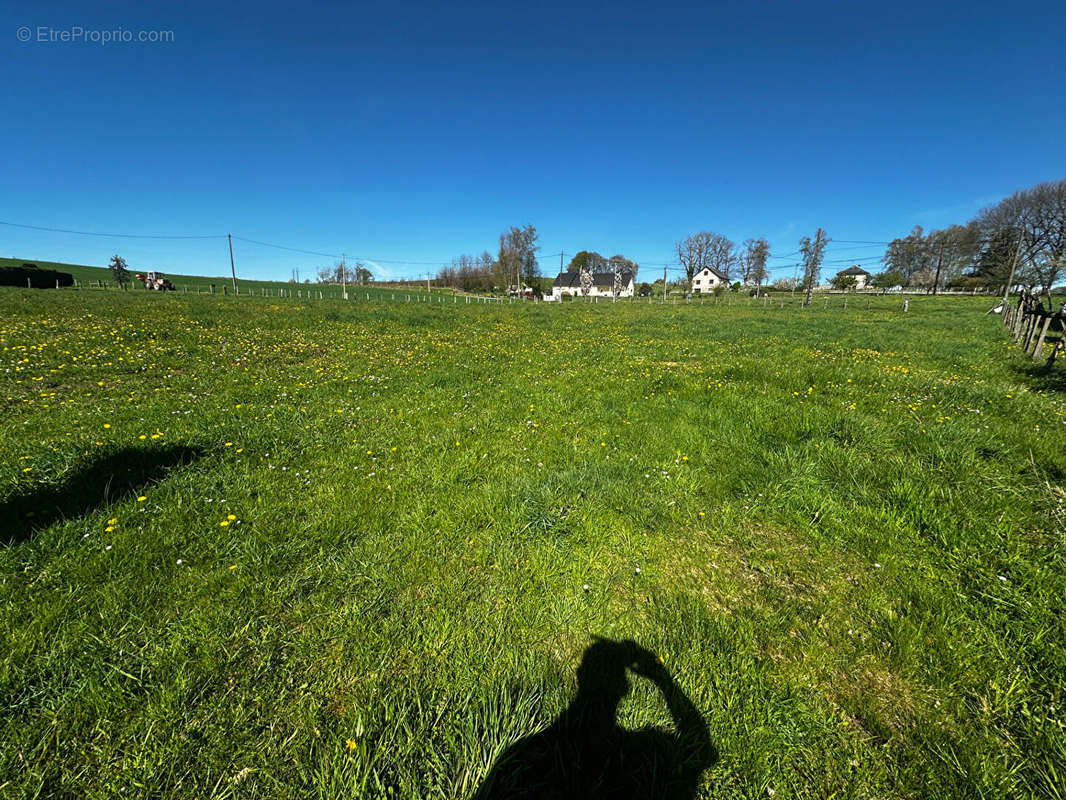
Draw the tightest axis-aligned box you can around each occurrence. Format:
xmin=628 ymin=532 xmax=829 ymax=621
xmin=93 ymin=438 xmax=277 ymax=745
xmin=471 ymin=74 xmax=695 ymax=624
xmin=1 ymin=288 xmax=1064 ymax=798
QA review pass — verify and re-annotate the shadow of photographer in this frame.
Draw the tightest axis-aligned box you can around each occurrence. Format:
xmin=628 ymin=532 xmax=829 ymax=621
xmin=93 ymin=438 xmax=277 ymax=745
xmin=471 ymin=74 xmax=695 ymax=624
xmin=473 ymin=637 xmax=716 ymax=799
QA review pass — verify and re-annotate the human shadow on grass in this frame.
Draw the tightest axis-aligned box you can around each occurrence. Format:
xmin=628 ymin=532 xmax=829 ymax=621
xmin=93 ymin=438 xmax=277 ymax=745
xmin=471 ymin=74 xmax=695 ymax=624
xmin=472 ymin=638 xmax=716 ymax=800
xmin=2 ymin=444 xmax=204 ymax=545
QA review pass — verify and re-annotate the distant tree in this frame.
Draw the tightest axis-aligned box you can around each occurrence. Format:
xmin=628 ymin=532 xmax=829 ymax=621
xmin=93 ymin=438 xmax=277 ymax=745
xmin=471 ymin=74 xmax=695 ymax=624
xmin=968 ymin=227 xmax=1017 ymax=290
xmin=108 ymin=255 xmax=130 ymax=287
xmin=637 ymin=282 xmax=653 ymax=297
xmin=676 ymin=231 xmax=735 ymax=283
xmin=873 ymin=270 xmax=905 ymax=290
xmin=498 ymin=224 xmax=540 ymax=296
xmin=927 ymin=222 xmax=981 ymax=294
xmin=977 ymin=178 xmax=1066 ymax=307
xmin=772 ymin=277 xmax=798 ymax=291
xmin=731 ymin=281 xmax=742 ymax=292
xmin=567 ymin=251 xmax=605 ymax=273
xmin=608 ymin=254 xmax=638 ymax=280
xmin=909 ymin=269 xmax=936 ymax=292
xmin=439 ymin=253 xmax=495 ymax=291
xmin=318 ymin=261 xmax=370 ymax=285
xmin=883 ymin=226 xmax=935 ymax=280
xmin=799 ymin=228 xmax=830 ymax=306
xmin=741 ymin=238 xmax=771 ymax=287
xmin=830 ymin=273 xmax=857 ymax=291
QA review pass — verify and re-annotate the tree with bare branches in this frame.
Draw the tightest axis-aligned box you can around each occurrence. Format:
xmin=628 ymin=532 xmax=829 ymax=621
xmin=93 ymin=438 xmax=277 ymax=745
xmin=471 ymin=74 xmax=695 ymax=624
xmin=741 ymin=238 xmax=770 ymax=288
xmin=676 ymin=232 xmax=735 ymax=284
xmin=978 ymin=179 xmax=1066 ymax=308
xmin=800 ymin=228 xmax=830 ymax=306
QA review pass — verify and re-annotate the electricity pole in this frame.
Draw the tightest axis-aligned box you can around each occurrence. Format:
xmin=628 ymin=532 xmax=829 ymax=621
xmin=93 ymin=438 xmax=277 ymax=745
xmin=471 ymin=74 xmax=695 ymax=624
xmin=932 ymin=241 xmax=944 ymax=296
xmin=228 ymin=234 xmax=237 ymax=293
xmin=1002 ymin=227 xmax=1024 ymax=304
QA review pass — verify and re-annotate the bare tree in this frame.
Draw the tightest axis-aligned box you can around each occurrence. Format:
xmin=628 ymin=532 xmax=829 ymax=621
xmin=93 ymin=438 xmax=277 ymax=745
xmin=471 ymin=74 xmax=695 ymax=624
xmin=800 ymin=228 xmax=830 ymax=306
xmin=979 ymin=179 xmax=1066 ymax=308
xmin=741 ymin=238 xmax=770 ymax=288
xmin=318 ymin=261 xmax=369 ymax=285
xmin=883 ymin=226 xmax=935 ymax=280
xmin=497 ymin=225 xmax=539 ymax=293
xmin=676 ymin=231 xmax=735 ymax=283
xmin=927 ymin=223 xmax=980 ymax=294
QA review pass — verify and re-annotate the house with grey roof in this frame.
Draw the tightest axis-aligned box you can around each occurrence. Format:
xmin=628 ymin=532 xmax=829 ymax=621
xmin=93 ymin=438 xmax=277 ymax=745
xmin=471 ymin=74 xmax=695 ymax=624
xmin=550 ymin=270 xmax=635 ymax=300
xmin=691 ymin=266 xmax=729 ymax=294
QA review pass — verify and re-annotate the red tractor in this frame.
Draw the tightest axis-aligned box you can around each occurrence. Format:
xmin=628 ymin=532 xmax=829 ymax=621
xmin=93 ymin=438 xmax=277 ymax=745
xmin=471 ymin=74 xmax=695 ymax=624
xmin=135 ymin=271 xmax=175 ymax=291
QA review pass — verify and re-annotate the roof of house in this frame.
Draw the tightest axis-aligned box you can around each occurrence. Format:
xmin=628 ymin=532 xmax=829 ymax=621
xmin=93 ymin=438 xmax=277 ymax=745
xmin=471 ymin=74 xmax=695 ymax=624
xmin=838 ymin=266 xmax=872 ymax=276
xmin=553 ymin=271 xmax=634 ymax=288
xmin=693 ymin=266 xmax=729 ymax=282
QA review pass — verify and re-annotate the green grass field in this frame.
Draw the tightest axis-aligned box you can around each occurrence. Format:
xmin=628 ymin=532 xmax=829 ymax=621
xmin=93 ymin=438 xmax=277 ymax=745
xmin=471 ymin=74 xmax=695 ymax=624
xmin=0 ymin=256 xmax=457 ymax=299
xmin=1 ymin=288 xmax=1064 ymax=798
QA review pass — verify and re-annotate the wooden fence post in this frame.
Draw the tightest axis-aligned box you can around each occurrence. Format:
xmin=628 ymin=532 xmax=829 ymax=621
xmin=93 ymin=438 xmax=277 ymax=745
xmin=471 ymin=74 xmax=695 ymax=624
xmin=1031 ymin=315 xmax=1053 ymax=360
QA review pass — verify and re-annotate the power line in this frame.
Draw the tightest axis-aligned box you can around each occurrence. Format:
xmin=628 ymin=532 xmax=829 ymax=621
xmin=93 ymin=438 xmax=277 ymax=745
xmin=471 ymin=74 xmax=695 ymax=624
xmin=0 ymin=219 xmax=225 ymax=240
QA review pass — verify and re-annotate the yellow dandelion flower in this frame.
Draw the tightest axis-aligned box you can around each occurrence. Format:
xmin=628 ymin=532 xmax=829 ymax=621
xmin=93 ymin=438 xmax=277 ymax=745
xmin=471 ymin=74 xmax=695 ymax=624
xmin=345 ymin=738 xmax=358 ymax=751
xmin=227 ymin=514 xmax=236 ymax=520
xmin=136 ymin=496 xmax=147 ymax=502
xmin=219 ymin=520 xmax=230 ymax=527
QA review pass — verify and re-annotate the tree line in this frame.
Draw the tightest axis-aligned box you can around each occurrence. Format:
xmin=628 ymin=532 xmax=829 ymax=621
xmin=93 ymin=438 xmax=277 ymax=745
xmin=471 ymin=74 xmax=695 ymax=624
xmin=881 ymin=178 xmax=1066 ymax=306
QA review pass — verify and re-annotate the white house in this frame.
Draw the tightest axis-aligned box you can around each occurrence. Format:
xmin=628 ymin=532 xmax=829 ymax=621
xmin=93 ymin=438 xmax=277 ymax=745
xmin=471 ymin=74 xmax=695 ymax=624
xmin=551 ymin=270 xmax=635 ymax=300
xmin=835 ymin=265 xmax=872 ymax=289
xmin=691 ymin=266 xmax=728 ymax=294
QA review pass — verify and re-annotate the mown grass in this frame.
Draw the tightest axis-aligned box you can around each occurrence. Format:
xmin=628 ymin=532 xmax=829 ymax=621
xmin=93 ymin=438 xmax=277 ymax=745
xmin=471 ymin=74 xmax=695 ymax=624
xmin=1 ymin=288 xmax=1064 ymax=799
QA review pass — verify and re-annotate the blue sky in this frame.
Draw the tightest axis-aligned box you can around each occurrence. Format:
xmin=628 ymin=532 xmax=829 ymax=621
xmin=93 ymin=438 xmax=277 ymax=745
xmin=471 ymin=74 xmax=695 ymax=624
xmin=3 ymin=0 xmax=1064 ymax=282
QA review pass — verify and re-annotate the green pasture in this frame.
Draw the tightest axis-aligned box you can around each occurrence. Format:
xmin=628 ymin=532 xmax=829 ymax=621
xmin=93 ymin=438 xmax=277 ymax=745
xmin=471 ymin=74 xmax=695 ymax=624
xmin=1 ymin=288 xmax=1063 ymax=798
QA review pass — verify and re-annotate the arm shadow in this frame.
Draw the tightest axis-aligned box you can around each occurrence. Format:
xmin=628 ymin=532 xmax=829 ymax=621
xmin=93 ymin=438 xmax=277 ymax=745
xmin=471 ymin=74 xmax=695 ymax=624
xmin=472 ymin=638 xmax=717 ymax=800
xmin=2 ymin=444 xmax=204 ymax=545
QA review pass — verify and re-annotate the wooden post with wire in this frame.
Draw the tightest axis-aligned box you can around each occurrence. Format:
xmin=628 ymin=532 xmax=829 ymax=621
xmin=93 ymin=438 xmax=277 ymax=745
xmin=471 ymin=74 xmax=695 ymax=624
xmin=228 ymin=234 xmax=237 ymax=293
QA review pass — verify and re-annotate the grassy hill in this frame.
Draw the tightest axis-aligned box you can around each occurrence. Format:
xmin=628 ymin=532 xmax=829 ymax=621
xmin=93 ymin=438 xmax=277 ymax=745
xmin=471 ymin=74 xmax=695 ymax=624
xmin=0 ymin=256 xmax=461 ymax=299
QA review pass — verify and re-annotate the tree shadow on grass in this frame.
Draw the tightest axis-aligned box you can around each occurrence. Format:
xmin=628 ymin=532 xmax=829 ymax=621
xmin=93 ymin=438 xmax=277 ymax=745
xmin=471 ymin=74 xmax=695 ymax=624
xmin=472 ymin=638 xmax=717 ymax=800
xmin=1012 ymin=359 xmax=1066 ymax=394
xmin=2 ymin=444 xmax=204 ymax=545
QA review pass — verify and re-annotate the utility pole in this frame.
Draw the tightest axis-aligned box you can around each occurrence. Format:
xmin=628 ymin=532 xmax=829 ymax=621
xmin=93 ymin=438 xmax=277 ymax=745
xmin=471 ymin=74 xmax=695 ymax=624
xmin=932 ymin=240 xmax=944 ymax=296
xmin=228 ymin=234 xmax=237 ymax=293
xmin=662 ymin=266 xmax=667 ymax=304
xmin=1002 ymin=226 xmax=1024 ymax=305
